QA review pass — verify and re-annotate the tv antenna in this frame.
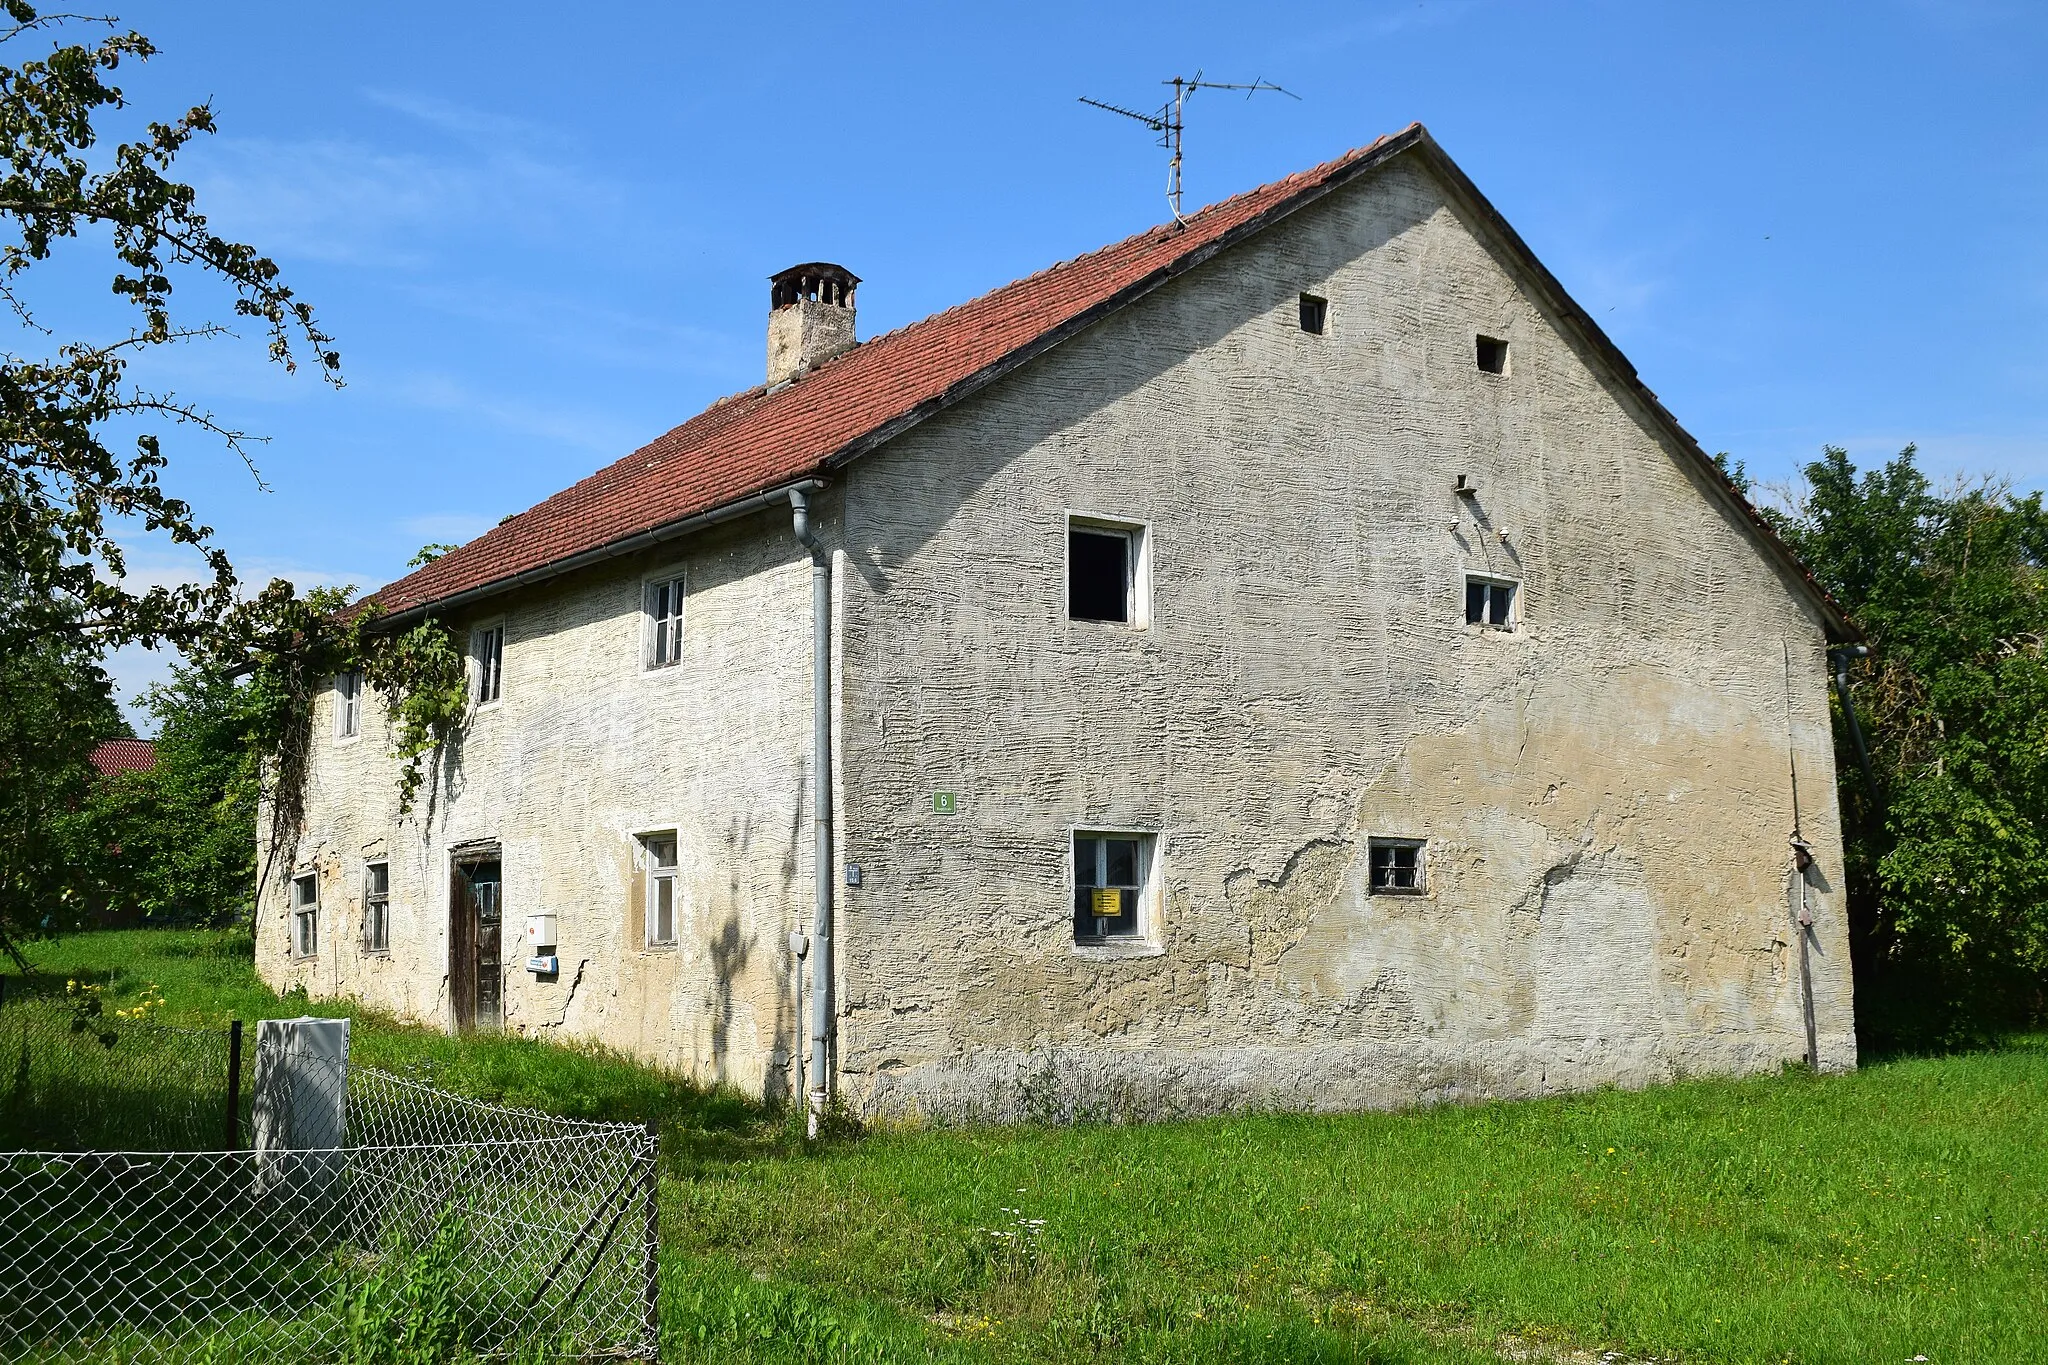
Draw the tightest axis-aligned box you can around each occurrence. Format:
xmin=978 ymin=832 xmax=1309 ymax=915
xmin=1079 ymin=71 xmax=1300 ymax=225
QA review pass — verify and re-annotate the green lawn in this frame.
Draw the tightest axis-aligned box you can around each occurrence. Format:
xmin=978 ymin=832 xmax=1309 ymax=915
xmin=11 ymin=929 xmax=2046 ymax=1364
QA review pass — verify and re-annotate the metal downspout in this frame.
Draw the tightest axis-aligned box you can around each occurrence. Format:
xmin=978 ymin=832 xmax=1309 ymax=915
xmin=790 ymin=488 xmax=833 ymax=1137
xmin=1830 ymin=644 xmax=1879 ymax=810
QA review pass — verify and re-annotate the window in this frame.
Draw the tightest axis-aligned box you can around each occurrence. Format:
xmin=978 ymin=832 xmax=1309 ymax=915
xmin=642 ymin=833 xmax=678 ymax=947
xmin=1298 ymin=293 xmax=1328 ymax=335
xmin=335 ymin=670 xmax=362 ymax=739
xmin=645 ymin=576 xmax=684 ymax=669
xmin=1369 ymin=839 xmax=1425 ymax=894
xmin=1465 ymin=575 xmax=1518 ymax=629
xmin=1068 ymin=516 xmax=1147 ymax=625
xmin=362 ymin=862 xmax=390 ymax=954
xmin=1476 ymin=335 xmax=1509 ymax=374
xmin=1073 ymin=832 xmax=1152 ymax=942
xmin=291 ymin=873 xmax=319 ymax=957
xmin=472 ymin=623 xmax=504 ymax=704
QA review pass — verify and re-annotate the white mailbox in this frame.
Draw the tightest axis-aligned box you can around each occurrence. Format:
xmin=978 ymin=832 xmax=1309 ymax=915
xmin=525 ymin=913 xmax=557 ymax=949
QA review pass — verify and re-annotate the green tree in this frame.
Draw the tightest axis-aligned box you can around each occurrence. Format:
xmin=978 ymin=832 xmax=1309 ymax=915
xmin=0 ymin=581 xmax=128 ymax=953
xmin=84 ymin=662 xmax=256 ymax=927
xmin=0 ymin=5 xmax=335 ymax=951
xmin=1766 ymin=445 xmax=2048 ymax=1047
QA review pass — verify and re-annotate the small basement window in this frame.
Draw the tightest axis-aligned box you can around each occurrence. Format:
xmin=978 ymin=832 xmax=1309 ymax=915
xmin=1476 ymin=335 xmax=1509 ymax=374
xmin=472 ymin=623 xmax=504 ymax=704
xmin=1067 ymin=516 xmax=1147 ymax=624
xmin=335 ymin=671 xmax=361 ymax=739
xmin=645 ymin=575 xmax=684 ymax=669
xmin=1465 ymin=575 xmax=1518 ymax=629
xmin=642 ymin=833 xmax=679 ymax=948
xmin=1073 ymin=831 xmax=1152 ymax=942
xmin=291 ymin=873 xmax=320 ymax=957
xmin=362 ymin=861 xmax=390 ymax=954
xmin=1298 ymin=293 xmax=1328 ymax=335
xmin=1369 ymin=839 xmax=1425 ymax=895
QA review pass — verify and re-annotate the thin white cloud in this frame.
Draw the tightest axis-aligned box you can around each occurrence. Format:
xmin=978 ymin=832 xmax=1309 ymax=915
xmin=394 ymin=280 xmax=752 ymax=381
xmin=360 ymin=88 xmax=563 ymax=147
xmin=400 ymin=512 xmax=496 ymax=548
xmin=387 ymin=371 xmax=650 ymax=454
xmin=184 ymin=96 xmax=618 ymax=270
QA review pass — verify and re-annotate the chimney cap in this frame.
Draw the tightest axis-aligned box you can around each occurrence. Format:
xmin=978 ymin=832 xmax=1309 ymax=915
xmin=770 ymin=262 xmax=860 ymax=310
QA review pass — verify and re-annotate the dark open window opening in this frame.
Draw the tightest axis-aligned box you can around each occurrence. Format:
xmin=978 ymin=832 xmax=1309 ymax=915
xmin=1476 ymin=335 xmax=1508 ymax=374
xmin=1074 ymin=833 xmax=1146 ymax=941
xmin=1068 ymin=526 xmax=1133 ymax=622
xmin=1299 ymin=293 xmax=1328 ymax=335
xmin=1465 ymin=576 xmax=1517 ymax=629
xmin=1369 ymin=839 xmax=1425 ymax=894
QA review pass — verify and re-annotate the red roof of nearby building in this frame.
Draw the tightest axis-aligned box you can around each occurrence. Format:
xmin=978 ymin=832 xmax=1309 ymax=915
xmin=367 ymin=123 xmax=1855 ymax=638
xmin=90 ymin=739 xmax=157 ymax=777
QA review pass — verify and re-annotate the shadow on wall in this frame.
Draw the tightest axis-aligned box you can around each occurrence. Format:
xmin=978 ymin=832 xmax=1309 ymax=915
xmin=706 ymin=914 xmax=754 ymax=1088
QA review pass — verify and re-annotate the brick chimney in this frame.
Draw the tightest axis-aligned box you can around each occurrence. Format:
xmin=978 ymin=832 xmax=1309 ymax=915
xmin=766 ymin=263 xmax=859 ymax=388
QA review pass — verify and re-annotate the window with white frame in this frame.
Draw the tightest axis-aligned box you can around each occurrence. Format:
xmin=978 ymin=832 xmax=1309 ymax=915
xmin=472 ymin=623 xmax=504 ymax=704
xmin=291 ymin=873 xmax=320 ymax=957
xmin=1369 ymin=838 xmax=1426 ymax=895
xmin=335 ymin=671 xmax=362 ymax=739
xmin=642 ymin=833 xmax=678 ymax=947
xmin=1067 ymin=515 xmax=1149 ymax=625
xmin=645 ymin=575 xmax=684 ymax=669
xmin=1073 ymin=831 xmax=1153 ymax=942
xmin=362 ymin=861 xmax=390 ymax=954
xmin=1464 ymin=575 xmax=1518 ymax=630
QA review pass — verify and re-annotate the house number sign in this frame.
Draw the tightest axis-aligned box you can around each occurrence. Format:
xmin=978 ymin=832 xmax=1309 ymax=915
xmin=932 ymin=792 xmax=957 ymax=815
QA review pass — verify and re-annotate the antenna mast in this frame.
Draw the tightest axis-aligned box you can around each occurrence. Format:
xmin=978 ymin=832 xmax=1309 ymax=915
xmin=1079 ymin=72 xmax=1300 ymax=225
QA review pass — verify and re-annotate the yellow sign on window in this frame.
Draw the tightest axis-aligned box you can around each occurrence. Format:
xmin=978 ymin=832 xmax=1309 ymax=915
xmin=1090 ymin=887 xmax=1122 ymax=918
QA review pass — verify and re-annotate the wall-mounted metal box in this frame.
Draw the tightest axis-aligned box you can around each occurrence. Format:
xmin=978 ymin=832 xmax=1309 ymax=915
xmin=525 ymin=913 xmax=557 ymax=949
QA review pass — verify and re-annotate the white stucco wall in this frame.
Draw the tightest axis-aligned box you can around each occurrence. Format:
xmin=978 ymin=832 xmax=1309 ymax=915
xmin=829 ymin=153 xmax=1854 ymax=1119
xmin=255 ymin=508 xmax=815 ymax=1097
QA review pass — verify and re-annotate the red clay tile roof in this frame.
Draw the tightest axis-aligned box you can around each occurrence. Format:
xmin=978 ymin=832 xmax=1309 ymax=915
xmin=371 ymin=127 xmax=1422 ymax=618
xmin=90 ymin=739 xmax=157 ymax=777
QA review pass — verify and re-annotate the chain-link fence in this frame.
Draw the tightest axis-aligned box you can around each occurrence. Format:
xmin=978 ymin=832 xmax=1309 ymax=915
xmin=0 ymin=992 xmax=658 ymax=1363
xmin=0 ymin=987 xmax=245 ymax=1153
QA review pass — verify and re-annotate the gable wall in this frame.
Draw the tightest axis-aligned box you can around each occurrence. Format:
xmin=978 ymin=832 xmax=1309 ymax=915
xmin=833 ymin=152 xmax=1853 ymax=1118
xmin=254 ymin=506 xmax=815 ymax=1095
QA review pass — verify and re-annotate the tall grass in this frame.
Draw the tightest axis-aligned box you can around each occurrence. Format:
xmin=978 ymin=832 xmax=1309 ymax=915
xmin=14 ymin=929 xmax=2047 ymax=1363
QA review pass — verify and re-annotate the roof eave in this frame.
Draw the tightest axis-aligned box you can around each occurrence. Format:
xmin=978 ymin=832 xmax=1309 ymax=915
xmin=372 ymin=475 xmax=828 ymax=629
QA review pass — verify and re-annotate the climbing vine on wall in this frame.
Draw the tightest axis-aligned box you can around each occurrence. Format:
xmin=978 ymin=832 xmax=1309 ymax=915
xmin=361 ymin=619 xmax=469 ymax=815
xmin=225 ymin=581 xmax=470 ymax=907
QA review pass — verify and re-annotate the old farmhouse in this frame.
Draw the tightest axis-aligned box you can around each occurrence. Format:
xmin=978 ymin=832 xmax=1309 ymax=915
xmin=257 ymin=125 xmax=1857 ymax=1121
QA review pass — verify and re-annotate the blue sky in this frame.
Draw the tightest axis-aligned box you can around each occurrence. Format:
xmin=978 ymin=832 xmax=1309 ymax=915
xmin=39 ymin=1 xmax=2047 ymax=724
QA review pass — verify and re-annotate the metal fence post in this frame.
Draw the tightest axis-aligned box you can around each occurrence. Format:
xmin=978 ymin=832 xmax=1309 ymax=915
xmin=642 ymin=1121 xmax=660 ymax=1361
xmin=224 ymin=1020 xmax=243 ymax=1150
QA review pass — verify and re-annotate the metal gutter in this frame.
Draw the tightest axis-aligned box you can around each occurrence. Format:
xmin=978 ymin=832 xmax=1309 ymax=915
xmin=374 ymin=477 xmax=829 ymax=629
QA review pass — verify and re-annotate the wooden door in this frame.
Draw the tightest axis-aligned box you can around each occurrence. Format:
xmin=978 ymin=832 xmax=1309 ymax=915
xmin=449 ymin=854 xmax=503 ymax=1032
xmin=472 ymin=861 xmax=502 ymax=1032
